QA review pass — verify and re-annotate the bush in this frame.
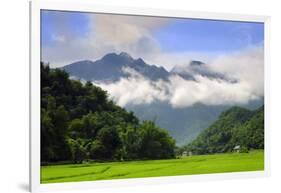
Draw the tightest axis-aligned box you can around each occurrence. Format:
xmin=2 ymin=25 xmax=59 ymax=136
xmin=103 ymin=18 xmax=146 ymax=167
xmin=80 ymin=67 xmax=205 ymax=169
xmin=240 ymin=146 xmax=249 ymax=153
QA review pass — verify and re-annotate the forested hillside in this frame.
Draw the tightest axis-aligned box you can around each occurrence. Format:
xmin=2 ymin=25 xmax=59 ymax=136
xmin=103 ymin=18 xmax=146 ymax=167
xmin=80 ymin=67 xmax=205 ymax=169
xmin=41 ymin=63 xmax=176 ymax=163
xmin=185 ymin=106 xmax=264 ymax=155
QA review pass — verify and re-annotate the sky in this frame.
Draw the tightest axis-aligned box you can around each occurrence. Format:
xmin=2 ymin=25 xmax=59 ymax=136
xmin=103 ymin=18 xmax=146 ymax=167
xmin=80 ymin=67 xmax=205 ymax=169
xmin=41 ymin=10 xmax=264 ymax=108
xmin=41 ymin=10 xmax=264 ymax=70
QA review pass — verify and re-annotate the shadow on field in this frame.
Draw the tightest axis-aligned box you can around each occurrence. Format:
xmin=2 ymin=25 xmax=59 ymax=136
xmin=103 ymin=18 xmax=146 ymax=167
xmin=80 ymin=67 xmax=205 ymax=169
xmin=44 ymin=166 xmax=111 ymax=182
xmin=18 ymin=183 xmax=29 ymax=192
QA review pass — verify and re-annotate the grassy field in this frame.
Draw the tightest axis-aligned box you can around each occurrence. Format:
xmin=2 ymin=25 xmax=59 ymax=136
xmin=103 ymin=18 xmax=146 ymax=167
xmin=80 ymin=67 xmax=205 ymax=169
xmin=41 ymin=150 xmax=264 ymax=184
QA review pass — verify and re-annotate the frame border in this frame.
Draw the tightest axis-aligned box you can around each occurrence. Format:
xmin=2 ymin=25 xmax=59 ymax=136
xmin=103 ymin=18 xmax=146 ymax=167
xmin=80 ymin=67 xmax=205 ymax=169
xmin=30 ymin=1 xmax=271 ymax=192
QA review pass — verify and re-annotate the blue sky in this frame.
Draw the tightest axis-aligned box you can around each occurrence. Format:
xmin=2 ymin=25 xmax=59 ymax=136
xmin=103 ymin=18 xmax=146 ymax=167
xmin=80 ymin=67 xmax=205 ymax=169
xmin=41 ymin=11 xmax=263 ymax=53
xmin=154 ymin=19 xmax=264 ymax=53
xmin=41 ymin=10 xmax=264 ymax=68
xmin=41 ymin=11 xmax=90 ymax=46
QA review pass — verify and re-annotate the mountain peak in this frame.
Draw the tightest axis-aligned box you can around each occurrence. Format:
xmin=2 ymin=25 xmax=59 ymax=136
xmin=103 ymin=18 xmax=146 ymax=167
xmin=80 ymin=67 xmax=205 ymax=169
xmin=190 ymin=60 xmax=205 ymax=66
xmin=101 ymin=52 xmax=118 ymax=59
xmin=100 ymin=52 xmax=135 ymax=64
xmin=171 ymin=60 xmax=205 ymax=73
xmin=119 ymin=52 xmax=133 ymax=59
xmin=135 ymin=58 xmax=146 ymax=65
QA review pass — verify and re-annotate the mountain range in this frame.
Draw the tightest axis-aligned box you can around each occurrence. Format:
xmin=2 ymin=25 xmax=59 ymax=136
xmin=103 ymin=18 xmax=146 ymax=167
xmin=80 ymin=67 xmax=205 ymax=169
xmin=61 ymin=52 xmax=263 ymax=145
xmin=63 ymin=52 xmax=232 ymax=82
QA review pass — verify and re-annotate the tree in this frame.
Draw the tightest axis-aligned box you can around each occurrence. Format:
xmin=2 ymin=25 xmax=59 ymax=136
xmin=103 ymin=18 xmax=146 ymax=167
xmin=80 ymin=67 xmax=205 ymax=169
xmin=119 ymin=124 xmax=141 ymax=160
xmin=139 ymin=121 xmax=175 ymax=159
xmin=68 ymin=118 xmax=83 ymax=139
xmin=67 ymin=138 xmax=87 ymax=163
xmin=89 ymin=140 xmax=106 ymax=160
xmin=41 ymin=108 xmax=55 ymax=162
xmin=96 ymin=126 xmax=121 ymax=160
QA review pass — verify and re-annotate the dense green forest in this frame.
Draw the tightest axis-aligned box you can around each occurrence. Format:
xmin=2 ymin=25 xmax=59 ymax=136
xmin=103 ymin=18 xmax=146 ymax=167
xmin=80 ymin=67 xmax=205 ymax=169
xmin=41 ymin=63 xmax=176 ymax=163
xmin=184 ymin=106 xmax=264 ymax=155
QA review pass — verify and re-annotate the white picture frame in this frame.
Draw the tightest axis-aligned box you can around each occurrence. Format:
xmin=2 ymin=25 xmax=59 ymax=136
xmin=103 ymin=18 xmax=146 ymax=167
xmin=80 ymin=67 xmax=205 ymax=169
xmin=30 ymin=1 xmax=271 ymax=192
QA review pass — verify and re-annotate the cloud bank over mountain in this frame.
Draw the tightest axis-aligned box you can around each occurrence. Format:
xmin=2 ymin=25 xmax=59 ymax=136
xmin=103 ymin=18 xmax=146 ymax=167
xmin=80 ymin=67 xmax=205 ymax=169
xmin=96 ymin=46 xmax=263 ymax=108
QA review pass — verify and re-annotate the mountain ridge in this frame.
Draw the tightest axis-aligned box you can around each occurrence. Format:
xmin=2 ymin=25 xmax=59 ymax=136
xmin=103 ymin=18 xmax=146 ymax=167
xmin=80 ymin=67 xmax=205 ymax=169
xmin=62 ymin=52 xmax=235 ymax=83
xmin=62 ymin=52 xmax=170 ymax=82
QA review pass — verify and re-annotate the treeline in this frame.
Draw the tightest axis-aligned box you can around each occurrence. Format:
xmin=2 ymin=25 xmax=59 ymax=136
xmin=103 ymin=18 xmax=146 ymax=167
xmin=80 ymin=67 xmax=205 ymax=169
xmin=41 ymin=63 xmax=176 ymax=163
xmin=183 ymin=106 xmax=264 ymax=155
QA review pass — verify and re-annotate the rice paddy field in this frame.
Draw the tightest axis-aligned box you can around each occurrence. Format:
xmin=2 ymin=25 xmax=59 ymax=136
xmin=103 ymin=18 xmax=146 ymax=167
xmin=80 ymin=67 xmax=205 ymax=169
xmin=41 ymin=150 xmax=264 ymax=184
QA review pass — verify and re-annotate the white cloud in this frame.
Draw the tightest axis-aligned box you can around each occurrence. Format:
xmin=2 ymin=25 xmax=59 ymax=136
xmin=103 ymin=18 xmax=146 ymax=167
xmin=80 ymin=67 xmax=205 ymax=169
xmin=42 ymin=13 xmax=170 ymax=67
xmin=95 ymin=67 xmax=169 ymax=107
xmin=51 ymin=34 xmax=65 ymax=42
xmin=168 ymin=74 xmax=258 ymax=108
xmin=95 ymin=46 xmax=264 ymax=108
xmin=208 ymin=45 xmax=264 ymax=98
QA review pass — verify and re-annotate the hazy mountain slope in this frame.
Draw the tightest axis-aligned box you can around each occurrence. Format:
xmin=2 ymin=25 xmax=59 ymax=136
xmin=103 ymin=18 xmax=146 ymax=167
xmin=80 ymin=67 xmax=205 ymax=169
xmin=126 ymin=100 xmax=263 ymax=146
